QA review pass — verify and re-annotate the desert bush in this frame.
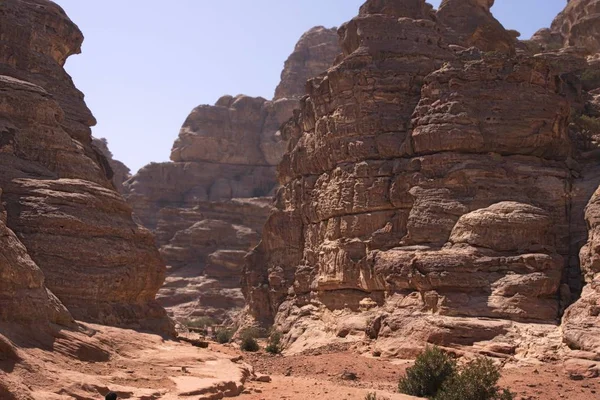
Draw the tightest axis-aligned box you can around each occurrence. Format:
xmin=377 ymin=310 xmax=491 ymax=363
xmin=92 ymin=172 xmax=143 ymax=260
xmin=239 ymin=328 xmax=260 ymax=352
xmin=581 ymin=68 xmax=600 ymax=91
xmin=398 ymin=346 xmax=457 ymax=398
xmin=575 ymin=114 xmax=600 ymax=133
xmin=434 ymin=357 xmax=514 ymax=400
xmin=215 ymin=329 xmax=233 ymax=344
xmin=240 ymin=336 xmax=259 ymax=352
xmin=240 ymin=327 xmax=265 ymax=339
xmin=265 ymin=331 xmax=282 ymax=354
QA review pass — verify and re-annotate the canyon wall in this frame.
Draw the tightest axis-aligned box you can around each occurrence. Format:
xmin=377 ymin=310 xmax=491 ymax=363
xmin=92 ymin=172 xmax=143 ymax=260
xmin=124 ymin=27 xmax=341 ymax=324
xmin=243 ymin=0 xmax=600 ymax=359
xmin=0 ymin=0 xmax=170 ymax=333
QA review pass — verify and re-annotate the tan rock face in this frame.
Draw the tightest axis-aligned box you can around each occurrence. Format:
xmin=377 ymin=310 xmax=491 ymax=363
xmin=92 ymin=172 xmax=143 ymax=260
xmin=242 ymin=0 xmax=600 ymax=357
xmin=0 ymin=0 xmax=170 ymax=333
xmin=125 ymin=27 xmax=340 ymax=324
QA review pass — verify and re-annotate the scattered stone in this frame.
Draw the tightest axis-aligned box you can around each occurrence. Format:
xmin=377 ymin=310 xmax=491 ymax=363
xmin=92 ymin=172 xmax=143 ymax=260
xmin=340 ymin=371 xmax=358 ymax=381
xmin=254 ymin=374 xmax=272 ymax=383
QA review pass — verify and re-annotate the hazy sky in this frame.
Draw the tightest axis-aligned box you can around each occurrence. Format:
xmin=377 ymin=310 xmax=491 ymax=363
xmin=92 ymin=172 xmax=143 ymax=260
xmin=57 ymin=0 xmax=566 ymax=173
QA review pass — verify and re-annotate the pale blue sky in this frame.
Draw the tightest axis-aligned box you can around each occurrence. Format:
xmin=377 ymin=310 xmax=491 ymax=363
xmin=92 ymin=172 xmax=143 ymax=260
xmin=57 ymin=0 xmax=566 ymax=173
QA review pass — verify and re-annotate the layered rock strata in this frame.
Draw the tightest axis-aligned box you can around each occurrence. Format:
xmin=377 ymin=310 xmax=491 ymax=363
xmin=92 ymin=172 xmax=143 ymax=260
xmin=529 ymin=0 xmax=600 ymax=359
xmin=125 ymin=27 xmax=341 ymax=324
xmin=0 ymin=0 xmax=170 ymax=333
xmin=243 ymin=0 xmax=600 ymax=358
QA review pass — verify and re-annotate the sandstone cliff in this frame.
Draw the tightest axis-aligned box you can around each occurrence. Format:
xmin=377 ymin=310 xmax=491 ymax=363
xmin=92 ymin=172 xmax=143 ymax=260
xmin=124 ymin=27 xmax=341 ymax=324
xmin=242 ymin=0 xmax=600 ymax=360
xmin=0 ymin=0 xmax=170 ymax=333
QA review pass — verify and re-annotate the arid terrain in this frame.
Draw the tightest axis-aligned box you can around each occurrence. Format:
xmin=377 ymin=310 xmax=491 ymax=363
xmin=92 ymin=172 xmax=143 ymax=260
xmin=1 ymin=0 xmax=600 ymax=398
xmin=6 ymin=326 xmax=597 ymax=400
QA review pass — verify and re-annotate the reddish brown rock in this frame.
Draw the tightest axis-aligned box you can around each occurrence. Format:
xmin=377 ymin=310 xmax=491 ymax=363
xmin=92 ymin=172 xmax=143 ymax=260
xmin=242 ymin=0 xmax=600 ymax=358
xmin=0 ymin=0 xmax=170 ymax=333
xmin=274 ymin=26 xmax=341 ymax=100
xmin=437 ymin=0 xmax=516 ymax=54
xmin=0 ymin=187 xmax=73 ymax=326
xmin=125 ymin=27 xmax=340 ymax=324
xmin=531 ymin=0 xmax=600 ymax=54
xmin=563 ymin=186 xmax=600 ymax=355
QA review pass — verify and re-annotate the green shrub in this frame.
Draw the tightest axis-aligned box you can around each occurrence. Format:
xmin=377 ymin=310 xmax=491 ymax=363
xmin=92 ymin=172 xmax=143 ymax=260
xmin=575 ymin=114 xmax=600 ymax=133
xmin=239 ymin=328 xmax=260 ymax=352
xmin=241 ymin=336 xmax=259 ymax=352
xmin=215 ymin=329 xmax=233 ymax=344
xmin=240 ymin=327 xmax=265 ymax=339
xmin=398 ymin=346 xmax=457 ymax=398
xmin=581 ymin=68 xmax=600 ymax=91
xmin=265 ymin=331 xmax=282 ymax=354
xmin=434 ymin=357 xmax=514 ymax=400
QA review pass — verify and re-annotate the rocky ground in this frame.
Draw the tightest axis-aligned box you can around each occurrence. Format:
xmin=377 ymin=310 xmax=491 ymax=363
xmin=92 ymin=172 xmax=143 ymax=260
xmin=0 ymin=323 xmax=254 ymax=400
xmin=2 ymin=324 xmax=598 ymax=399
xmin=189 ymin=334 xmax=599 ymax=400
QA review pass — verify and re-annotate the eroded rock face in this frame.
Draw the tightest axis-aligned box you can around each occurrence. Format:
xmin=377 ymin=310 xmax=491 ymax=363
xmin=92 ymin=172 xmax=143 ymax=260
xmin=437 ymin=0 xmax=516 ymax=54
xmin=0 ymin=187 xmax=73 ymax=326
xmin=242 ymin=0 xmax=600 ymax=358
xmin=564 ymin=187 xmax=600 ymax=354
xmin=0 ymin=0 xmax=170 ymax=333
xmin=125 ymin=27 xmax=340 ymax=324
xmin=531 ymin=0 xmax=600 ymax=54
xmin=92 ymin=137 xmax=131 ymax=193
xmin=275 ymin=26 xmax=340 ymax=100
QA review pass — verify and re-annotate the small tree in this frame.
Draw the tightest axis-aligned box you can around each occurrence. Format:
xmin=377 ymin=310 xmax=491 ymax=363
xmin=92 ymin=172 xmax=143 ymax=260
xmin=215 ymin=329 xmax=233 ymax=344
xmin=434 ymin=358 xmax=514 ymax=400
xmin=398 ymin=346 xmax=457 ymax=398
xmin=265 ymin=331 xmax=282 ymax=354
xmin=239 ymin=328 xmax=260 ymax=352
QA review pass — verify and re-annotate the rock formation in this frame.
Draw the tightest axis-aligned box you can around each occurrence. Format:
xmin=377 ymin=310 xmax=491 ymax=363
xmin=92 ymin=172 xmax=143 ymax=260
xmin=242 ymin=0 xmax=600 ymax=359
xmin=124 ymin=27 xmax=341 ymax=324
xmin=531 ymin=0 xmax=600 ymax=53
xmin=437 ymin=0 xmax=517 ymax=54
xmin=92 ymin=137 xmax=132 ymax=193
xmin=275 ymin=26 xmax=342 ymax=100
xmin=0 ymin=0 xmax=170 ymax=333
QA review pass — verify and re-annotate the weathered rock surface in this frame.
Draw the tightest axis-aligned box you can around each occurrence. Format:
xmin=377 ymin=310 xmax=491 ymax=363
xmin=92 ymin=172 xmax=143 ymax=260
xmin=564 ymin=186 xmax=600 ymax=355
xmin=0 ymin=0 xmax=170 ymax=332
xmin=437 ymin=0 xmax=517 ymax=54
xmin=125 ymin=27 xmax=341 ymax=324
xmin=242 ymin=0 xmax=600 ymax=359
xmin=275 ymin=26 xmax=340 ymax=100
xmin=0 ymin=187 xmax=73 ymax=326
xmin=0 ymin=323 xmax=255 ymax=400
xmin=92 ymin=137 xmax=131 ymax=193
xmin=531 ymin=0 xmax=600 ymax=54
